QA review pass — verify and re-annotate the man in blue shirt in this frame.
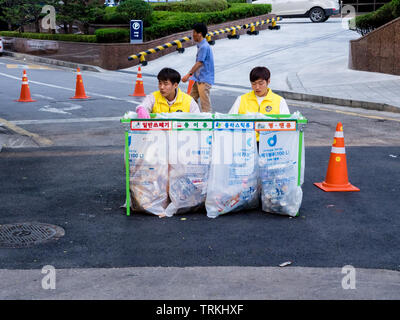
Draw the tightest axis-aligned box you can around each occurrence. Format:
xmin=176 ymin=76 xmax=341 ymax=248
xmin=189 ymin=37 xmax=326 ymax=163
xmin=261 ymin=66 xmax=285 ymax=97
xmin=182 ymin=23 xmax=215 ymax=112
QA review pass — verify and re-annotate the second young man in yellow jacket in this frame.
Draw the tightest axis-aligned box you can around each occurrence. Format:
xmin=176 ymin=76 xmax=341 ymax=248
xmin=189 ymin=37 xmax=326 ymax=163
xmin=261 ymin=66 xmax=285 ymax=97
xmin=228 ymin=66 xmax=290 ymax=116
xmin=136 ymin=67 xmax=200 ymax=117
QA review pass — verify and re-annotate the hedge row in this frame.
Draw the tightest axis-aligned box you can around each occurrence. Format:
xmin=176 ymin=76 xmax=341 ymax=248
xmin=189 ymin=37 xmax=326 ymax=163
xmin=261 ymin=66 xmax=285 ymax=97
xmin=144 ymin=3 xmax=272 ymax=41
xmin=152 ymin=0 xmax=229 ymax=12
xmin=95 ymin=28 xmax=129 ymax=43
xmin=0 ymin=31 xmax=97 ymax=43
xmin=0 ymin=3 xmax=272 ymax=43
xmin=353 ymin=0 xmax=400 ymax=35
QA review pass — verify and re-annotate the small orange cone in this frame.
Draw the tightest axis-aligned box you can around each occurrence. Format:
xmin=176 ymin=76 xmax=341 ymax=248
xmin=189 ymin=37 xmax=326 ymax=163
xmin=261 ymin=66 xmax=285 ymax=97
xmin=314 ymin=122 xmax=360 ymax=192
xmin=70 ymin=68 xmax=90 ymax=99
xmin=15 ymin=70 xmax=36 ymax=102
xmin=129 ymin=66 xmax=146 ymax=97
xmin=187 ymin=79 xmax=195 ymax=94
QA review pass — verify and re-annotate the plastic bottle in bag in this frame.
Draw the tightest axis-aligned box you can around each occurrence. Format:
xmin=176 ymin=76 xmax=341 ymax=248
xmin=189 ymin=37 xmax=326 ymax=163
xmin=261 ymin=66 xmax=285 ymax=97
xmin=259 ymin=130 xmax=304 ymax=217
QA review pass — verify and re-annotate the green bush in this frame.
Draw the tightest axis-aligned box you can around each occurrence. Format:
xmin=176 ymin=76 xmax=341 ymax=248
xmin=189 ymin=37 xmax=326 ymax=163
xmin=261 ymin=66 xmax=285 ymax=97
xmin=353 ymin=0 xmax=400 ymax=35
xmin=0 ymin=31 xmax=97 ymax=43
xmin=116 ymin=0 xmax=153 ymax=24
xmin=95 ymin=28 xmax=130 ymax=43
xmin=101 ymin=6 xmax=127 ymax=24
xmin=227 ymin=0 xmax=249 ymax=3
xmin=145 ymin=3 xmax=271 ymax=41
xmin=152 ymin=0 xmax=229 ymax=13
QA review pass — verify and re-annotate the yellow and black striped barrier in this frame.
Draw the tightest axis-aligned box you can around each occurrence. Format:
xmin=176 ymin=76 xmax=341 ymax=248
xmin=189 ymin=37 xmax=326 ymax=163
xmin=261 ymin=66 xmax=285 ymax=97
xmin=128 ymin=36 xmax=191 ymax=66
xmin=206 ymin=25 xmax=243 ymax=45
xmin=244 ymin=17 xmax=282 ymax=36
xmin=207 ymin=17 xmax=282 ymax=43
xmin=128 ymin=17 xmax=282 ymax=64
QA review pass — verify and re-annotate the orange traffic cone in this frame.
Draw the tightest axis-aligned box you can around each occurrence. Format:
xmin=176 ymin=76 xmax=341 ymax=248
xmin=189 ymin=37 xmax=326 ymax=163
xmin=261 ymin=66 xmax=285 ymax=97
xmin=15 ymin=70 xmax=36 ymax=102
xmin=187 ymin=79 xmax=195 ymax=94
xmin=314 ymin=122 xmax=360 ymax=192
xmin=129 ymin=66 xmax=146 ymax=97
xmin=70 ymin=68 xmax=90 ymax=99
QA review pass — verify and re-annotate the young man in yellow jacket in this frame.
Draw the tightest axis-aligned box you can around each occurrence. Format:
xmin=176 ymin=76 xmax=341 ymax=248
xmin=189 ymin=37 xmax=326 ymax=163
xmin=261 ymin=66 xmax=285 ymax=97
xmin=228 ymin=66 xmax=290 ymax=116
xmin=136 ymin=68 xmax=200 ymax=118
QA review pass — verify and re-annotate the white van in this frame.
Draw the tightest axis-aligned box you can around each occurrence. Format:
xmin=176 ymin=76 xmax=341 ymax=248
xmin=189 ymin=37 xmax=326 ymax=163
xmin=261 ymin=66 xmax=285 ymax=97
xmin=252 ymin=0 xmax=341 ymax=23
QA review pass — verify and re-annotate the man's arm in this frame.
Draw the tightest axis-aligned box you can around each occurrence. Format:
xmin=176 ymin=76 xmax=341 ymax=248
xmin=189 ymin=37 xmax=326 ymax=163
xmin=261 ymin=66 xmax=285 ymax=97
xmin=228 ymin=96 xmax=241 ymax=114
xmin=279 ymin=98 xmax=290 ymax=114
xmin=182 ymin=61 xmax=203 ymax=83
xmin=189 ymin=98 xmax=201 ymax=113
xmin=135 ymin=94 xmax=155 ymax=114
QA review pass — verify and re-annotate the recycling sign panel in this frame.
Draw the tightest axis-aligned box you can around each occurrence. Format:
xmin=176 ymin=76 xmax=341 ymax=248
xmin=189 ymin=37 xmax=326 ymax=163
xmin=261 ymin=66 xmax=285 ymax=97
xmin=130 ymin=20 xmax=143 ymax=44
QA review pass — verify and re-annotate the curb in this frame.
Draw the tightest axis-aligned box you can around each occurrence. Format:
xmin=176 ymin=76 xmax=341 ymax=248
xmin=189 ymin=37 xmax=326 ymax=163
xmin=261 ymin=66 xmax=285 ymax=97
xmin=213 ymin=82 xmax=400 ymax=114
xmin=274 ymin=90 xmax=400 ymax=114
xmin=3 ymin=51 xmax=102 ymax=72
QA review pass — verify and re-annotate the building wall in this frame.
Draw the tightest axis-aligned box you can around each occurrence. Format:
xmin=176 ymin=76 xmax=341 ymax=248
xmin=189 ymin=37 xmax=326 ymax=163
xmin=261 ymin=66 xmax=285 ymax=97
xmin=341 ymin=0 xmax=392 ymax=13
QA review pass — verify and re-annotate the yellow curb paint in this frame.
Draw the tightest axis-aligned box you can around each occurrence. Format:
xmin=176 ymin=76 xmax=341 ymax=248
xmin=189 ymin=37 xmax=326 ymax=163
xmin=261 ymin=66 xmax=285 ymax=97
xmin=0 ymin=117 xmax=53 ymax=146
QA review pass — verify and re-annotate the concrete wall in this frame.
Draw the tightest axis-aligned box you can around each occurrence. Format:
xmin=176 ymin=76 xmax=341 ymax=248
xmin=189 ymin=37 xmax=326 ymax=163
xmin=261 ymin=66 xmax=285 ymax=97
xmin=349 ymin=16 xmax=400 ymax=76
xmin=3 ymin=14 xmax=276 ymax=70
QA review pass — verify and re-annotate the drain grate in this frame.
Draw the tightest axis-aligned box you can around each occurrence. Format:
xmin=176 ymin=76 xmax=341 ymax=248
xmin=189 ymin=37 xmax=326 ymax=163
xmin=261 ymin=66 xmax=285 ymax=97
xmin=0 ymin=223 xmax=65 ymax=248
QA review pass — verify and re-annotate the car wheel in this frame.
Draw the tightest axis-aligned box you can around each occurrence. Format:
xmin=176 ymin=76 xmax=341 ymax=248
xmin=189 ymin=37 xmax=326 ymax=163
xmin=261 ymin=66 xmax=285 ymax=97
xmin=322 ymin=16 xmax=329 ymax=22
xmin=309 ymin=7 xmax=326 ymax=23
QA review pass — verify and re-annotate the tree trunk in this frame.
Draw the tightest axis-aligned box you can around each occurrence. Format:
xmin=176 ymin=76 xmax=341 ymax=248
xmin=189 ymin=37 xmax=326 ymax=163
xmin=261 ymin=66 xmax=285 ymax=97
xmin=35 ymin=20 xmax=40 ymax=33
xmin=83 ymin=23 xmax=89 ymax=35
xmin=64 ymin=22 xmax=68 ymax=34
xmin=68 ymin=23 xmax=73 ymax=34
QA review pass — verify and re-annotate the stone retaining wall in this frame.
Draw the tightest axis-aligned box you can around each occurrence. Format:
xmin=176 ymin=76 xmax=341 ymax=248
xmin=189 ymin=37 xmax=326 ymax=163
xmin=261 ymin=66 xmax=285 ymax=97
xmin=349 ymin=16 xmax=400 ymax=76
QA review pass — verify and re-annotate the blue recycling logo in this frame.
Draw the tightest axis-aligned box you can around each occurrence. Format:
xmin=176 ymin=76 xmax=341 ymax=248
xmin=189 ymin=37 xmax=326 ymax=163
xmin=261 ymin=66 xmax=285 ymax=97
xmin=267 ymin=134 xmax=277 ymax=147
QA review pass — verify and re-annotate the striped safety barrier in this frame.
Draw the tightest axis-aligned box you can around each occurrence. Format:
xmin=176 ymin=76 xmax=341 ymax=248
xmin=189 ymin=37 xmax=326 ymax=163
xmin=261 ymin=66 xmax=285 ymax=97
xmin=128 ymin=36 xmax=192 ymax=66
xmin=206 ymin=17 xmax=282 ymax=44
xmin=127 ymin=17 xmax=282 ymax=65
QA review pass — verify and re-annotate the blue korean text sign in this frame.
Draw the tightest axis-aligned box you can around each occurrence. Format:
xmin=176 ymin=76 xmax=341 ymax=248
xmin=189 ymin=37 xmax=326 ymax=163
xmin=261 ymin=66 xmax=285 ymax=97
xmin=130 ymin=20 xmax=143 ymax=44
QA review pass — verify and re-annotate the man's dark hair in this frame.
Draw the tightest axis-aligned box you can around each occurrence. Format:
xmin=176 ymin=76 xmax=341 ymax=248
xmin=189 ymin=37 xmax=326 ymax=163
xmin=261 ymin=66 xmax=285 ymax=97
xmin=157 ymin=67 xmax=181 ymax=84
xmin=250 ymin=66 xmax=271 ymax=82
xmin=193 ymin=22 xmax=208 ymax=38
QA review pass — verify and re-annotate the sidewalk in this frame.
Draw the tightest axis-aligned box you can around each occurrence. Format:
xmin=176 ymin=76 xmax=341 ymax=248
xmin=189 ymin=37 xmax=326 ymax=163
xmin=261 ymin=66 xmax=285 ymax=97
xmin=125 ymin=18 xmax=400 ymax=112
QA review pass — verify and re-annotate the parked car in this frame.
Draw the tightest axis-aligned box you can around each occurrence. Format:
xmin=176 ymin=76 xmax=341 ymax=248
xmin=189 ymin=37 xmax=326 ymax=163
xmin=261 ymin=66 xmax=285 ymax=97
xmin=252 ymin=0 xmax=341 ymax=23
xmin=0 ymin=37 xmax=3 ymax=56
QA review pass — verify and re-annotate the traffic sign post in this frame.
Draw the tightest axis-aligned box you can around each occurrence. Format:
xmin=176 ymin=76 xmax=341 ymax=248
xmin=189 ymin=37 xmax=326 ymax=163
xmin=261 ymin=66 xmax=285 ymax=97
xmin=130 ymin=20 xmax=143 ymax=44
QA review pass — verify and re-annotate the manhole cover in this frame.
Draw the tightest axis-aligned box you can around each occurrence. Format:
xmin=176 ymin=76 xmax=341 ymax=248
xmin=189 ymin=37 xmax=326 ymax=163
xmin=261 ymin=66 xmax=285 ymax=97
xmin=0 ymin=223 xmax=65 ymax=248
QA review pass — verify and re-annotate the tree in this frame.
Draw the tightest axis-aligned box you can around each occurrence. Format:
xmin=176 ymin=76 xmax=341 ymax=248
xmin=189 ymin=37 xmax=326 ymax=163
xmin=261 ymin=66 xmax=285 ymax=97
xmin=55 ymin=0 xmax=103 ymax=34
xmin=0 ymin=0 xmax=52 ymax=32
xmin=116 ymin=0 xmax=153 ymax=24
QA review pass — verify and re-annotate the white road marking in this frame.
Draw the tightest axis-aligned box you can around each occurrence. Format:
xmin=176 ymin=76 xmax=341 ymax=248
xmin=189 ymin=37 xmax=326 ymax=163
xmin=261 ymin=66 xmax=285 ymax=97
xmin=0 ymin=71 xmax=141 ymax=105
xmin=32 ymin=94 xmax=55 ymax=100
xmin=39 ymin=102 xmax=83 ymax=115
xmin=39 ymin=106 xmax=69 ymax=115
xmin=1 ymin=116 xmax=122 ymax=126
xmin=212 ymin=84 xmax=247 ymax=94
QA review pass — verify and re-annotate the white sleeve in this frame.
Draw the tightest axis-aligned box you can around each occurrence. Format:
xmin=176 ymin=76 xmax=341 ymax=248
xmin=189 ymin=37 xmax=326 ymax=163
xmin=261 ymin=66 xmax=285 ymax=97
xmin=228 ymin=96 xmax=241 ymax=114
xmin=190 ymin=98 xmax=201 ymax=113
xmin=135 ymin=94 xmax=155 ymax=113
xmin=279 ymin=98 xmax=290 ymax=114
